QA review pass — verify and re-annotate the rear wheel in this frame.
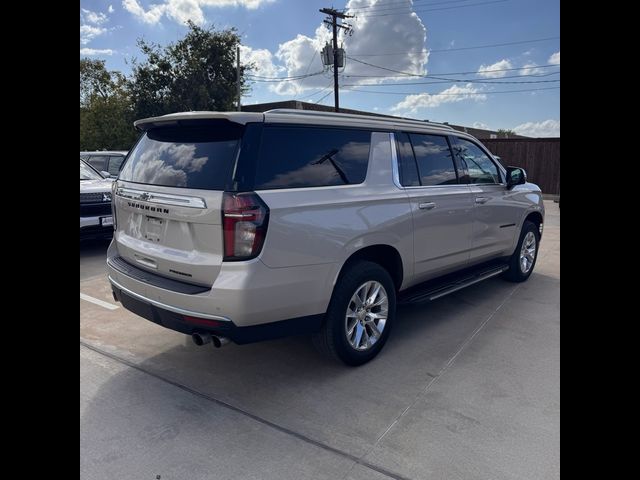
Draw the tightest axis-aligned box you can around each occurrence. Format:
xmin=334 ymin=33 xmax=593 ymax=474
xmin=313 ymin=261 xmax=396 ymax=366
xmin=503 ymin=220 xmax=540 ymax=282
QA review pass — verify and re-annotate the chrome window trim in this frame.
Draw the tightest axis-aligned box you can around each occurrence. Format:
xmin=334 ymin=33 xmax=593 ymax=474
xmin=116 ymin=187 xmax=207 ymax=209
xmin=450 ymin=135 xmax=507 ymax=185
xmin=109 ymin=276 xmax=231 ymax=322
xmin=389 ymin=132 xmax=403 ymax=188
xmin=390 ymin=132 xmax=474 ymax=191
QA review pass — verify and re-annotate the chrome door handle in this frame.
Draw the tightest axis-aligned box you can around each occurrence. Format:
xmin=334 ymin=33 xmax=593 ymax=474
xmin=475 ymin=197 xmax=489 ymax=204
xmin=419 ymin=202 xmax=436 ymax=210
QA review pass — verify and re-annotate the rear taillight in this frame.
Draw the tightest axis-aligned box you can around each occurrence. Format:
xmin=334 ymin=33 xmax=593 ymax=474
xmin=111 ymin=181 xmax=118 ymax=230
xmin=222 ymin=192 xmax=269 ymax=261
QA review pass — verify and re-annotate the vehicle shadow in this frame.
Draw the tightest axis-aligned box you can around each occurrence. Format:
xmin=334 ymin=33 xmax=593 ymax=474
xmin=80 ymin=270 xmax=558 ymax=473
xmin=80 ymin=238 xmax=111 ymax=281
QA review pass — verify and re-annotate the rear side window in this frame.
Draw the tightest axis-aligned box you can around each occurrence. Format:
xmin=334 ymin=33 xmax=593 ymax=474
xmin=108 ymin=156 xmax=125 ymax=175
xmin=119 ymin=121 xmax=243 ymax=190
xmin=409 ymin=134 xmax=458 ymax=186
xmin=255 ymin=126 xmax=371 ymax=189
xmin=395 ymin=132 xmax=420 ymax=187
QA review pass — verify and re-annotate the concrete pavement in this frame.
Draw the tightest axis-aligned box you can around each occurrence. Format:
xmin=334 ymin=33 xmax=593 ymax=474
xmin=80 ymin=201 xmax=560 ymax=480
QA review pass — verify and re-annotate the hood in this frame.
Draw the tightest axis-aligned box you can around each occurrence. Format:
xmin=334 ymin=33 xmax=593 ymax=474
xmin=80 ymin=178 xmax=113 ymax=194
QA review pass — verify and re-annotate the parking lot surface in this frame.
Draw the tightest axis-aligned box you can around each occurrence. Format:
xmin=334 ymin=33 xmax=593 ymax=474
xmin=80 ymin=201 xmax=560 ymax=480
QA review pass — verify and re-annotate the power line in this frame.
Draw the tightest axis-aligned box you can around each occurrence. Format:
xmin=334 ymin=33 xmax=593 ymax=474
xmin=350 ymin=36 xmax=560 ymax=57
xmin=304 ymin=47 xmax=319 ymax=75
xmin=247 ymin=70 xmax=326 ymax=81
xmin=344 ymin=78 xmax=559 ymax=87
xmin=342 ymin=70 xmax=559 ymax=87
xmin=346 ymin=56 xmax=560 ymax=77
xmin=297 ymin=82 xmax=334 ymax=100
xmin=315 ymin=90 xmax=334 ymax=104
xmin=343 ymin=0 xmax=478 ymax=13
xmin=343 ymin=86 xmax=560 ymax=95
xmin=353 ymin=0 xmax=509 ymax=17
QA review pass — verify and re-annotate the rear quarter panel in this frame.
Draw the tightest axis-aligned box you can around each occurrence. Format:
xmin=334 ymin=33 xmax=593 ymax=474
xmin=256 ymin=132 xmax=414 ymax=285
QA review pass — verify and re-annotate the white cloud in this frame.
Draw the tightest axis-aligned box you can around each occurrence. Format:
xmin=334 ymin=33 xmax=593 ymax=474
xmin=261 ymin=0 xmax=428 ymax=95
xmin=521 ymin=63 xmax=544 ymax=75
xmin=80 ymin=24 xmax=107 ymax=45
xmin=473 ymin=121 xmax=490 ymax=129
xmin=240 ymin=45 xmax=284 ymax=78
xmin=81 ymin=8 xmax=109 ymax=24
xmin=477 ymin=59 xmax=512 ymax=78
xmin=122 ymin=0 xmax=166 ymax=24
xmin=513 ymin=119 xmax=560 ymax=137
xmin=109 ymin=5 xmax=115 ymax=13
xmin=121 ymin=0 xmax=430 ymax=99
xmin=548 ymin=51 xmax=560 ymax=65
xmin=166 ymin=0 xmax=206 ymax=24
xmin=122 ymin=0 xmax=275 ymax=25
xmin=390 ymin=84 xmax=486 ymax=114
xmin=80 ymin=48 xmax=115 ymax=56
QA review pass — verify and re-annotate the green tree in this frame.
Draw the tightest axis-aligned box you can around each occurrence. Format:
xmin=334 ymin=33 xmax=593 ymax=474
xmin=497 ymin=129 xmax=516 ymax=137
xmin=129 ymin=21 xmax=251 ymax=119
xmin=80 ymin=59 xmax=137 ymax=150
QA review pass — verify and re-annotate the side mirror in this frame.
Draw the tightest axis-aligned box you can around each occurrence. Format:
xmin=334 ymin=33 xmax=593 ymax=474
xmin=100 ymin=171 xmax=111 ymax=179
xmin=506 ymin=166 xmax=526 ymax=189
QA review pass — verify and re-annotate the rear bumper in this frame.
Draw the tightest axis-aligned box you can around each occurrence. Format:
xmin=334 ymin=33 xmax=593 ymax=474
xmin=106 ymin=244 xmax=337 ymax=330
xmin=110 ymin=276 xmax=323 ymax=344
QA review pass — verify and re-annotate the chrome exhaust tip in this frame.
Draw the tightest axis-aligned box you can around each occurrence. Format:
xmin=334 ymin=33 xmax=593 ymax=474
xmin=211 ymin=336 xmax=230 ymax=348
xmin=192 ymin=332 xmax=212 ymax=346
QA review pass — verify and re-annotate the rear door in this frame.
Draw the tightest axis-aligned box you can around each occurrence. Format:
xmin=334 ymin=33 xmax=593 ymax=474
xmin=397 ymin=132 xmax=474 ymax=282
xmin=113 ymin=120 xmax=245 ymax=287
xmin=450 ymin=136 xmax=521 ymax=261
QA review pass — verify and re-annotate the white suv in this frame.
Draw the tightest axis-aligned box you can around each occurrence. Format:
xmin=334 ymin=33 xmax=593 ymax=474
xmin=107 ymin=110 xmax=544 ymax=365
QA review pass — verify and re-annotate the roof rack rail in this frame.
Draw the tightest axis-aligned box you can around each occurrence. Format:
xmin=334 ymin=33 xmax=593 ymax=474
xmin=264 ymin=109 xmax=454 ymax=131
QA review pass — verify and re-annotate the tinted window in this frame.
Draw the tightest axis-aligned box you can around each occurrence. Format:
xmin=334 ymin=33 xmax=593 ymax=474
xmin=86 ymin=156 xmax=109 ymax=171
xmin=108 ymin=156 xmax=125 ymax=175
xmin=119 ymin=122 xmax=242 ymax=190
xmin=453 ymin=138 xmax=500 ymax=184
xmin=80 ymin=160 xmax=102 ymax=180
xmin=255 ymin=126 xmax=370 ymax=189
xmin=409 ymin=134 xmax=457 ymax=186
xmin=396 ymin=133 xmax=420 ymax=187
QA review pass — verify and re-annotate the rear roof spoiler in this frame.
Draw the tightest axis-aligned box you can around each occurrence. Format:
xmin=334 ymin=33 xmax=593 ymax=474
xmin=134 ymin=111 xmax=265 ymax=131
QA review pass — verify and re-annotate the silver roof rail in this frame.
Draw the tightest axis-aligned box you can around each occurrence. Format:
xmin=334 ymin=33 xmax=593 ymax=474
xmin=264 ymin=109 xmax=454 ymax=131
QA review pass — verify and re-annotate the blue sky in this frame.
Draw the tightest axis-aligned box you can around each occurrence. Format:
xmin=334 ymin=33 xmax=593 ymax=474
xmin=80 ymin=0 xmax=560 ymax=136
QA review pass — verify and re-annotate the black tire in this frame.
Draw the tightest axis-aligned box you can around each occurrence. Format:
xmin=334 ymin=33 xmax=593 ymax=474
xmin=503 ymin=220 xmax=540 ymax=282
xmin=313 ymin=260 xmax=396 ymax=366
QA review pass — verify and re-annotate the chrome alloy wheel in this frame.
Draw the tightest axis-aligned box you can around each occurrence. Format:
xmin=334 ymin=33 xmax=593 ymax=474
xmin=520 ymin=231 xmax=537 ymax=274
xmin=345 ymin=281 xmax=389 ymax=351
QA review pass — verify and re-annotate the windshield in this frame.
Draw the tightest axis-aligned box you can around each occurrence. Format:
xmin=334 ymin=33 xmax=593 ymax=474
xmin=80 ymin=160 xmax=102 ymax=180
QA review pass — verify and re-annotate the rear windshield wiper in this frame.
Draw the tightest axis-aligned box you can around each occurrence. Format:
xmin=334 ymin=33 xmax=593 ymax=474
xmin=311 ymin=149 xmax=350 ymax=184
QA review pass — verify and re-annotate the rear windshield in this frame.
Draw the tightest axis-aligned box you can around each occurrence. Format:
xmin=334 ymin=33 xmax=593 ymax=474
xmin=119 ymin=122 xmax=243 ymax=190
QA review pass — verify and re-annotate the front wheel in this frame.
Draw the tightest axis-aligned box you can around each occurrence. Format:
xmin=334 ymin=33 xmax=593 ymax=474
xmin=313 ymin=261 xmax=396 ymax=366
xmin=503 ymin=220 xmax=540 ymax=282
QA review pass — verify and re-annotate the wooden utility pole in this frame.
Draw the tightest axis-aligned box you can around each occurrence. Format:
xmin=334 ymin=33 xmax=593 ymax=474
xmin=236 ymin=46 xmax=241 ymax=111
xmin=319 ymin=8 xmax=353 ymax=112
